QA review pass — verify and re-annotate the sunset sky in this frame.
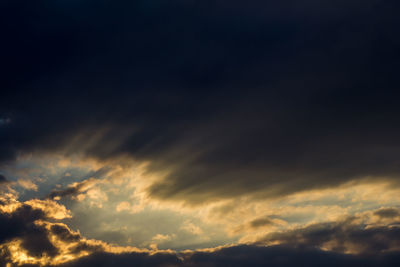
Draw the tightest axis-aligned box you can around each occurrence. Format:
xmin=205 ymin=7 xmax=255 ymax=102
xmin=1 ymin=1 xmax=400 ymax=266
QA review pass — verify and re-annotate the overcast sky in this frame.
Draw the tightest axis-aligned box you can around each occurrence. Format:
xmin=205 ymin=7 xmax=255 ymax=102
xmin=1 ymin=1 xmax=400 ymax=266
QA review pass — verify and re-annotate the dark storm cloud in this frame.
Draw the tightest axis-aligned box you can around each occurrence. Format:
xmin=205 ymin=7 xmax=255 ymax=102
xmin=258 ymin=216 xmax=400 ymax=254
xmin=0 ymin=174 xmax=8 ymax=184
xmin=44 ymin=246 xmax=400 ymax=267
xmin=57 ymin=251 xmax=182 ymax=267
xmin=1 ymin=0 xmax=400 ymax=202
xmin=183 ymin=245 xmax=400 ymax=267
xmin=0 ymin=196 xmax=182 ymax=266
xmin=0 ymin=204 xmax=58 ymax=257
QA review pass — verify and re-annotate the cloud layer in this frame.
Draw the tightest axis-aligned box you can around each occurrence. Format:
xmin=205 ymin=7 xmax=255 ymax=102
xmin=1 ymin=0 xmax=400 ymax=205
xmin=1 ymin=1 xmax=400 ymax=266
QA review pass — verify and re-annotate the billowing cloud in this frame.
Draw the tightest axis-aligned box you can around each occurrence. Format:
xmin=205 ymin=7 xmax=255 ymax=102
xmin=1 ymin=192 xmax=400 ymax=266
xmin=0 ymin=194 xmax=179 ymax=266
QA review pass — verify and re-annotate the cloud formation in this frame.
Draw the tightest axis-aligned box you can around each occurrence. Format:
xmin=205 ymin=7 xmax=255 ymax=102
xmin=47 ymin=178 xmax=100 ymax=200
xmin=1 ymin=1 xmax=400 ymax=266
xmin=258 ymin=211 xmax=400 ymax=254
xmin=1 ymin=192 xmax=400 ymax=266
xmin=0 ymin=193 xmax=179 ymax=266
xmin=1 ymin=0 xmax=400 ymax=205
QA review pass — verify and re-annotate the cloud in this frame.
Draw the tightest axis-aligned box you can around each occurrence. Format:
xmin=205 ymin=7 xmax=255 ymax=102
xmin=56 ymin=251 xmax=182 ymax=267
xmin=2 ymin=245 xmax=400 ymax=267
xmin=0 ymin=201 xmax=59 ymax=263
xmin=1 ymin=1 xmax=400 ymax=266
xmin=1 ymin=192 xmax=400 ymax=266
xmin=374 ymin=208 xmax=400 ymax=219
xmin=230 ymin=216 xmax=287 ymax=237
xmin=0 ymin=174 xmax=8 ymax=184
xmin=249 ymin=217 xmax=275 ymax=229
xmin=47 ymin=178 xmax=100 ymax=200
xmin=181 ymin=221 xmax=203 ymax=236
xmin=17 ymin=179 xmax=38 ymax=191
xmin=24 ymin=199 xmax=71 ymax=220
xmin=0 ymin=0 xmax=400 ymax=205
xmin=0 ymin=193 xmax=179 ymax=266
xmin=116 ymin=201 xmax=131 ymax=212
xmin=257 ymin=211 xmax=400 ymax=254
xmin=182 ymin=245 xmax=400 ymax=267
xmin=0 ymin=174 xmax=10 ymax=187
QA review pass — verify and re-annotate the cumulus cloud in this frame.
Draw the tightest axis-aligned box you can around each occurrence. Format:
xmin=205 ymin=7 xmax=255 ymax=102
xmin=0 ymin=199 xmax=59 ymax=264
xmin=0 ymin=194 xmax=178 ymax=266
xmin=1 ymin=191 xmax=400 ymax=267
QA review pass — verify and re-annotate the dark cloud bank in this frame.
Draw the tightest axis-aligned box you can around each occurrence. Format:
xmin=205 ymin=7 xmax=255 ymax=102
xmin=1 ymin=0 xmax=400 ymax=203
xmin=57 ymin=247 xmax=400 ymax=267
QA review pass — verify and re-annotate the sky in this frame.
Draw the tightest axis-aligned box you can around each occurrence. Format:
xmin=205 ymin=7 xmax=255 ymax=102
xmin=1 ymin=0 xmax=400 ymax=266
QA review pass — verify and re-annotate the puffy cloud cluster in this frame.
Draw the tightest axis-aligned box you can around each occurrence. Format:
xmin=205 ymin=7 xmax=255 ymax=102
xmin=1 ymin=191 xmax=400 ymax=267
xmin=0 ymin=193 xmax=178 ymax=266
